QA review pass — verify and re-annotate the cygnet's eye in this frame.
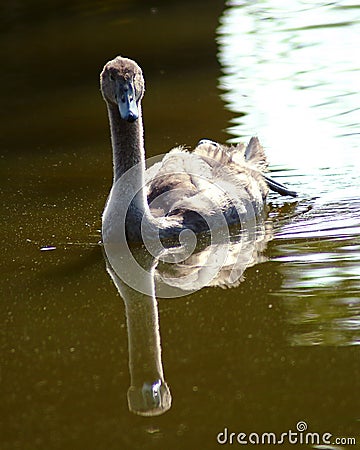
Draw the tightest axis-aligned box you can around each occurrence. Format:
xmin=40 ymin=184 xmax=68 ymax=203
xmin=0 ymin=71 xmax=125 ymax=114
xmin=109 ymin=73 xmax=114 ymax=81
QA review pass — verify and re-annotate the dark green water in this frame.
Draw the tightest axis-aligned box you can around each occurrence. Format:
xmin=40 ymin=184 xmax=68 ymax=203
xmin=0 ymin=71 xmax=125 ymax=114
xmin=1 ymin=1 xmax=359 ymax=449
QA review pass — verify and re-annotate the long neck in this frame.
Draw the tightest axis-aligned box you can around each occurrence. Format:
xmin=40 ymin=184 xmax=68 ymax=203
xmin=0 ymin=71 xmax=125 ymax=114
xmin=107 ymin=103 xmax=145 ymax=182
xmin=104 ymin=101 xmax=179 ymax=242
xmin=106 ymin=102 xmax=152 ymax=240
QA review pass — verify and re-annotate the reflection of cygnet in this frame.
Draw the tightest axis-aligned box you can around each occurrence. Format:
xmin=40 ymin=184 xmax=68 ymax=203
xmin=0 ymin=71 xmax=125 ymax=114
xmin=105 ymin=254 xmax=171 ymax=417
xmin=100 ymin=56 xmax=296 ymax=244
xmin=103 ymin=216 xmax=271 ymax=416
xmin=155 ymin=220 xmax=272 ymax=293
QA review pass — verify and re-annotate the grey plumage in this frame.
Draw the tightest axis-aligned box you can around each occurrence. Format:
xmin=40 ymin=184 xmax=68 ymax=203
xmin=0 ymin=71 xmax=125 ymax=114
xmin=100 ymin=56 xmax=296 ymax=243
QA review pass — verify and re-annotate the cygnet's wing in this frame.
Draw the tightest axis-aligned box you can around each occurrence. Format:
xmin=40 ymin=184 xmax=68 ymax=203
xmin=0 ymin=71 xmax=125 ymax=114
xmin=195 ymin=138 xmax=297 ymax=198
xmin=145 ymin=140 xmax=268 ymax=222
xmin=195 ymin=137 xmax=268 ymax=172
xmin=145 ymin=146 xmax=226 ymax=219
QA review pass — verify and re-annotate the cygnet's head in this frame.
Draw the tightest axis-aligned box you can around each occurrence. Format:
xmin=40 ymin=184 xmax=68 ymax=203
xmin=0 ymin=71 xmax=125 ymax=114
xmin=100 ymin=56 xmax=145 ymax=123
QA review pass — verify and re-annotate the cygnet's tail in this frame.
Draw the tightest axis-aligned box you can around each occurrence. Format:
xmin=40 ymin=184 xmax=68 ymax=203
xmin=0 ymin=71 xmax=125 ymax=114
xmin=246 ymin=137 xmax=297 ymax=197
xmin=244 ymin=137 xmax=268 ymax=171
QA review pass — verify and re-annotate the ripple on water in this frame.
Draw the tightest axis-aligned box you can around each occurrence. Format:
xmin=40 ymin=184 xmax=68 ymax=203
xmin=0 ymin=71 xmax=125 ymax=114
xmin=271 ymin=192 xmax=360 ymax=346
xmin=268 ymin=176 xmax=360 ymax=345
xmin=276 ymin=196 xmax=360 ymax=242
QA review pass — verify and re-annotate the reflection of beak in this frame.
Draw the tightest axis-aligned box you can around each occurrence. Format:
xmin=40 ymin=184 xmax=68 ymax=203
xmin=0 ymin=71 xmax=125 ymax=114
xmin=117 ymin=81 xmax=138 ymax=122
xmin=127 ymin=379 xmax=172 ymax=417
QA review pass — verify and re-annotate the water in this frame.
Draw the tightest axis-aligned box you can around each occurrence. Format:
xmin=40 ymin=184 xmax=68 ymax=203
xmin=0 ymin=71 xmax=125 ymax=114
xmin=1 ymin=1 xmax=359 ymax=449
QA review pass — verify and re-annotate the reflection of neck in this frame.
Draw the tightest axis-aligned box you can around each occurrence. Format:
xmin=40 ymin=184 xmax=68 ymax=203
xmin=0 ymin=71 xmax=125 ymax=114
xmin=105 ymin=255 xmax=171 ymax=416
xmin=123 ymin=278 xmax=164 ymax=385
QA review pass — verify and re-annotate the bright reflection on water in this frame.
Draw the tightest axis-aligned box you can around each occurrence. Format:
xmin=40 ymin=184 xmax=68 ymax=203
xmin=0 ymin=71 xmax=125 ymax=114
xmin=217 ymin=0 xmax=360 ymax=347
xmin=217 ymin=0 xmax=359 ymax=167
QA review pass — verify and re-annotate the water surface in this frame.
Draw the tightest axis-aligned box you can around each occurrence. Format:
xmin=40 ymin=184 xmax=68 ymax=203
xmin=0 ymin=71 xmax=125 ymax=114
xmin=1 ymin=1 xmax=359 ymax=449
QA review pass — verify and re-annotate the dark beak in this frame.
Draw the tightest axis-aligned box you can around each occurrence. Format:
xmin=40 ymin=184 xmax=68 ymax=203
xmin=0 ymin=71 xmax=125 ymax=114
xmin=117 ymin=81 xmax=139 ymax=123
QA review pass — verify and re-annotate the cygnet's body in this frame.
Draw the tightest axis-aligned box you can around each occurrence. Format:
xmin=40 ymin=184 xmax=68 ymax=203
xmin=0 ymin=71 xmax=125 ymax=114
xmin=100 ymin=56 xmax=296 ymax=242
